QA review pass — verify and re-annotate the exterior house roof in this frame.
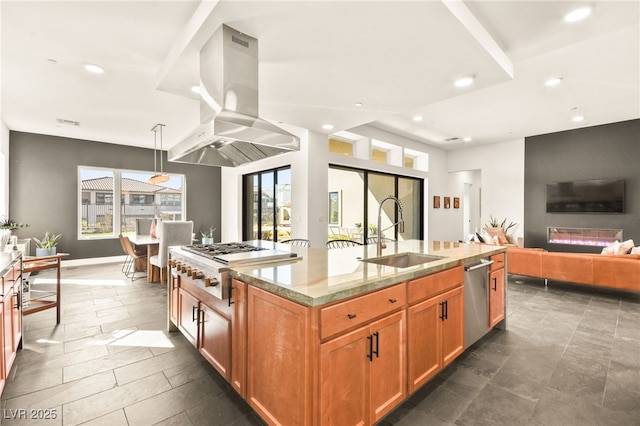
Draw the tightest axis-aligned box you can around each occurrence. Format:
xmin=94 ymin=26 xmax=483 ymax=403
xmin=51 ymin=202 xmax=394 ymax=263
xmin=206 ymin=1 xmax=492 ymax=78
xmin=82 ymin=177 xmax=180 ymax=194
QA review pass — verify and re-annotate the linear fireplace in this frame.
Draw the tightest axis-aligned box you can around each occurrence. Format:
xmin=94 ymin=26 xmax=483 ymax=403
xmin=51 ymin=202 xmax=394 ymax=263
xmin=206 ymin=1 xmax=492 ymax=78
xmin=548 ymin=227 xmax=623 ymax=247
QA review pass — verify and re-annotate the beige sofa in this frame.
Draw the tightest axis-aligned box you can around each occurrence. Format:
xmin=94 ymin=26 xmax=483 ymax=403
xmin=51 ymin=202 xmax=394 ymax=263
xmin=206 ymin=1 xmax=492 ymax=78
xmin=507 ymin=247 xmax=640 ymax=292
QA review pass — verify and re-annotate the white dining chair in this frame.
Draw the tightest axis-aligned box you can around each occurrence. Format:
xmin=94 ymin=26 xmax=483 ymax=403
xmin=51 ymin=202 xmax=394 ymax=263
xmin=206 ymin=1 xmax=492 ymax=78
xmin=149 ymin=221 xmax=193 ymax=285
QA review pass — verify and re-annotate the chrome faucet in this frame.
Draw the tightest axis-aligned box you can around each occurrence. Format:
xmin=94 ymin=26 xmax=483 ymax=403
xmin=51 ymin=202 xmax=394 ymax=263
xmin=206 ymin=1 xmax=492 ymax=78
xmin=377 ymin=195 xmax=405 ymax=256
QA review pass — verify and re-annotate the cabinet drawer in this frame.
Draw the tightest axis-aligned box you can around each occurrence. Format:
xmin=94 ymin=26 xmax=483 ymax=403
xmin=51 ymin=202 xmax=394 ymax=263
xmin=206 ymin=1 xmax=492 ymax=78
xmin=320 ymin=284 xmax=405 ymax=339
xmin=408 ymin=266 xmax=463 ymax=304
xmin=490 ymin=253 xmax=505 ymax=271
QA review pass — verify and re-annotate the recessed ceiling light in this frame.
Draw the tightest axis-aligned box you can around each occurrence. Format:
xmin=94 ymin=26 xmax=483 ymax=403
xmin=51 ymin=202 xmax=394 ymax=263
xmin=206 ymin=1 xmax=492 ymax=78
xmin=354 ymin=102 xmax=363 ymax=107
xmin=84 ymin=63 xmax=104 ymax=74
xmin=564 ymin=7 xmax=591 ymax=23
xmin=322 ymin=124 xmax=334 ymax=130
xmin=572 ymin=115 xmax=585 ymax=123
xmin=413 ymin=115 xmax=424 ymax=122
xmin=191 ymin=85 xmax=201 ymax=94
xmin=545 ymin=77 xmax=563 ymax=87
xmin=463 ymin=137 xmax=472 ymax=142
xmin=454 ymin=76 xmax=474 ymax=88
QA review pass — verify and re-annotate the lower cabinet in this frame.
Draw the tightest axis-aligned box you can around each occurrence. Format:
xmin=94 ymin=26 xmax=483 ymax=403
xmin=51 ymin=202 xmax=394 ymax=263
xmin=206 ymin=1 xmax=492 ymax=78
xmin=320 ymin=310 xmax=406 ymax=426
xmin=489 ymin=268 xmax=505 ymax=328
xmin=231 ymin=279 xmax=247 ymax=397
xmin=1 ymin=259 xmax=22 ymax=397
xmin=246 ymin=286 xmax=312 ymax=426
xmin=177 ymin=286 xmax=231 ymax=381
xmin=408 ymin=286 xmax=464 ymax=393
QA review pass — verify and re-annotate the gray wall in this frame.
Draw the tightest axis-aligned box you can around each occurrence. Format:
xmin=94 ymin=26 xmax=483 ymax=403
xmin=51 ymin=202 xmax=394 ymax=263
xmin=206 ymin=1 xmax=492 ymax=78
xmin=524 ymin=119 xmax=640 ymax=252
xmin=9 ymin=131 xmax=221 ymax=259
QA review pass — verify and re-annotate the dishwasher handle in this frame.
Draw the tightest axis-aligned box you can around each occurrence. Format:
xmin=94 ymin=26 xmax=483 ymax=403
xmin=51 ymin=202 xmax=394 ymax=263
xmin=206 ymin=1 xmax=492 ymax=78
xmin=464 ymin=260 xmax=494 ymax=272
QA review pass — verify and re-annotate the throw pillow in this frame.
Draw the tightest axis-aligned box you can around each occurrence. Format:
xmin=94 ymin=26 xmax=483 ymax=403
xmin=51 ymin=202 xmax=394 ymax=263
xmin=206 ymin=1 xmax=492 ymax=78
xmin=632 ymin=246 xmax=640 ymax=255
xmin=485 ymin=227 xmax=509 ymax=245
xmin=601 ymin=240 xmax=620 ymax=255
xmin=150 ymin=219 xmax=157 ymax=239
xmin=618 ymin=239 xmax=635 ymax=254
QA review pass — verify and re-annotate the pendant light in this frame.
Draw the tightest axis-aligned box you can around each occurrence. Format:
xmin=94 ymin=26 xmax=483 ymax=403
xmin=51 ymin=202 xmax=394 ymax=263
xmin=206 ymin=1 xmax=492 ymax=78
xmin=149 ymin=123 xmax=169 ymax=185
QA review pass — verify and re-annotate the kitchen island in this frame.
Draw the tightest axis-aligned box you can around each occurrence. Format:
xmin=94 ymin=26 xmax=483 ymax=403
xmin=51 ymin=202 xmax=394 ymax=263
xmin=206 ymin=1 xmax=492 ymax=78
xmin=168 ymin=240 xmax=507 ymax=426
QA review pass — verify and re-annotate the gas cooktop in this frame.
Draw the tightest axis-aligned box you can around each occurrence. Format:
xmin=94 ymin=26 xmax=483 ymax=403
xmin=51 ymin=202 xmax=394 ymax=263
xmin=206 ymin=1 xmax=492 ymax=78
xmin=181 ymin=242 xmax=297 ymax=266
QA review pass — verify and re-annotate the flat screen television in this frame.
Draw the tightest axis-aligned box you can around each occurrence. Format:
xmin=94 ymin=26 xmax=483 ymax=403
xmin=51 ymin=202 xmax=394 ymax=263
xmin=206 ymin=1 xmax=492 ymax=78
xmin=546 ymin=179 xmax=624 ymax=213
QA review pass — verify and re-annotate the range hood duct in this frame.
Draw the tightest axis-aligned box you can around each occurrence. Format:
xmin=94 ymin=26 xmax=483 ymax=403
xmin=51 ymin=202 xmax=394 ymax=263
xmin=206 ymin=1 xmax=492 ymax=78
xmin=169 ymin=24 xmax=300 ymax=167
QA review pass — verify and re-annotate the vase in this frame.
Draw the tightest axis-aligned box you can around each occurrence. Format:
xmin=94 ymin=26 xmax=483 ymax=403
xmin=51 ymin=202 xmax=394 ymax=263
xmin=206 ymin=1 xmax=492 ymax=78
xmin=202 ymin=237 xmax=214 ymax=245
xmin=36 ymin=247 xmax=57 ymax=257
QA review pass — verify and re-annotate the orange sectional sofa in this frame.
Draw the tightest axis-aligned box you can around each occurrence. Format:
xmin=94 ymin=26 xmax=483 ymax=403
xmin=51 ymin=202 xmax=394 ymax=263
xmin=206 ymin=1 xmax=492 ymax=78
xmin=506 ymin=247 xmax=640 ymax=292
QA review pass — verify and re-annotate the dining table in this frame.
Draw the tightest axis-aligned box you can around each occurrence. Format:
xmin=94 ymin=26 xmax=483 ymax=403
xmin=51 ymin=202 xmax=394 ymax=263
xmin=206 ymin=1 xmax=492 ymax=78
xmin=127 ymin=234 xmax=160 ymax=282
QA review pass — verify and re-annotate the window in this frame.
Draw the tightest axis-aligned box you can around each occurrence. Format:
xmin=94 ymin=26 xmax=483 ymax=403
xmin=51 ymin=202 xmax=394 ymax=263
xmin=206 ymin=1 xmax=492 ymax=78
xmin=79 ymin=167 xmax=185 ymax=239
xmin=243 ymin=166 xmax=291 ymax=242
xmin=329 ymin=165 xmax=423 ymax=243
xmin=329 ymin=138 xmax=354 ymax=156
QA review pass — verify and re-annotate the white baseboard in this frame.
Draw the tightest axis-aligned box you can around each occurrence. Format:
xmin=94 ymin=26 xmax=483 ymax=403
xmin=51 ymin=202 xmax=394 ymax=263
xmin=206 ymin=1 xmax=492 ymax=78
xmin=61 ymin=255 xmax=126 ymax=268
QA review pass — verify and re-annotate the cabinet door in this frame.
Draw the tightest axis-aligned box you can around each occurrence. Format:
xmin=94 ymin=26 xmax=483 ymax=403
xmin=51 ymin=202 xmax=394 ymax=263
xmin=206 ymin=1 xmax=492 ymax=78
xmin=169 ymin=272 xmax=180 ymax=326
xmin=2 ymin=292 xmax=14 ymax=376
xmin=231 ymin=279 xmax=247 ymax=397
xmin=370 ymin=310 xmax=406 ymax=423
xmin=441 ymin=287 xmax=464 ymax=368
xmin=407 ymin=295 xmax=441 ymax=393
xmin=247 ymin=286 xmax=311 ymax=426
xmin=11 ymin=283 xmax=21 ymax=353
xmin=178 ymin=288 xmax=199 ymax=347
xmin=489 ymin=269 xmax=505 ymax=328
xmin=0 ymin=300 xmax=5 ymax=389
xmin=320 ymin=326 xmax=370 ymax=426
xmin=199 ymin=302 xmax=231 ymax=380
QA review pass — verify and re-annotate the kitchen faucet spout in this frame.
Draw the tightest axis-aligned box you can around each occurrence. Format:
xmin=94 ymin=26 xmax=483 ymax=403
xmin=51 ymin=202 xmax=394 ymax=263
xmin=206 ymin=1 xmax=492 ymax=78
xmin=377 ymin=195 xmax=405 ymax=256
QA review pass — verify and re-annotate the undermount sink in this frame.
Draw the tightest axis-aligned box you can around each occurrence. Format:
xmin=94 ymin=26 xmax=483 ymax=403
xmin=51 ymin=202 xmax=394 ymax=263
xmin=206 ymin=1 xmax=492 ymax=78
xmin=361 ymin=252 xmax=446 ymax=268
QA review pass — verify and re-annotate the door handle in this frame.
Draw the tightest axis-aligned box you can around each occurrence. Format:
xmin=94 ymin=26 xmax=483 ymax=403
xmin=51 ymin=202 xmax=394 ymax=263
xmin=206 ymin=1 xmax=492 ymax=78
xmin=439 ymin=301 xmax=446 ymax=321
xmin=492 ymin=277 xmax=497 ymax=291
xmin=367 ymin=335 xmax=373 ymax=361
xmin=373 ymin=332 xmax=379 ymax=359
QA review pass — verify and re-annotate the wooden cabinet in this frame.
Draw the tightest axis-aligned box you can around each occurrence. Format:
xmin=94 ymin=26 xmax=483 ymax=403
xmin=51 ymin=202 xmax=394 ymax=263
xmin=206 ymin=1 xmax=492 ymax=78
xmin=489 ymin=254 xmax=506 ymax=328
xmin=169 ymin=271 xmax=179 ymax=326
xmin=407 ymin=268 xmax=464 ymax=394
xmin=0 ymin=258 xmax=22 ymax=397
xmin=246 ymin=286 xmax=312 ymax=426
xmin=231 ymin=279 xmax=247 ymax=397
xmin=320 ymin=310 xmax=406 ymax=425
xmin=199 ymin=302 xmax=231 ymax=380
xmin=177 ymin=288 xmax=199 ymax=347
xmin=177 ymin=283 xmax=232 ymax=381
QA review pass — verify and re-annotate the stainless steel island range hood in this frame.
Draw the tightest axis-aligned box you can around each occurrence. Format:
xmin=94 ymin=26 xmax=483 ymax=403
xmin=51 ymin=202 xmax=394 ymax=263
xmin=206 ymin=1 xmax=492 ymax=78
xmin=169 ymin=24 xmax=300 ymax=167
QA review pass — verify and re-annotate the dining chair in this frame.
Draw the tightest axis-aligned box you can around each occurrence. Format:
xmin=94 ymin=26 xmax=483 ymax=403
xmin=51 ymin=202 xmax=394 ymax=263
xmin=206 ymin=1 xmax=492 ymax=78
xmin=149 ymin=221 xmax=193 ymax=285
xmin=326 ymin=239 xmax=364 ymax=249
xmin=135 ymin=218 xmax=154 ymax=235
xmin=120 ymin=234 xmax=148 ymax=281
xmin=281 ymin=239 xmax=311 ymax=247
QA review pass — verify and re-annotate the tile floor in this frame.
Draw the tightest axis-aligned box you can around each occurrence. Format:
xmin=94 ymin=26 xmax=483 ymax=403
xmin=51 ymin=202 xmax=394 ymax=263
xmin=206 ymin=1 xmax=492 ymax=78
xmin=1 ymin=262 xmax=639 ymax=425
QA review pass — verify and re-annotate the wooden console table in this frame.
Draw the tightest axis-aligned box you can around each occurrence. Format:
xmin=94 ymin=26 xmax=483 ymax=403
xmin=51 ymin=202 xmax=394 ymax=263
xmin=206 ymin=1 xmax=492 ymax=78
xmin=23 ymin=253 xmax=68 ymax=324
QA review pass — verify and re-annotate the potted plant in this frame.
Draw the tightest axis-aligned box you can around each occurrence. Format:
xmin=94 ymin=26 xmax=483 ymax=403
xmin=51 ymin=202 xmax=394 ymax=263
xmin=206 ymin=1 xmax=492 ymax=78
xmin=33 ymin=232 xmax=61 ymax=257
xmin=200 ymin=227 xmax=216 ymax=245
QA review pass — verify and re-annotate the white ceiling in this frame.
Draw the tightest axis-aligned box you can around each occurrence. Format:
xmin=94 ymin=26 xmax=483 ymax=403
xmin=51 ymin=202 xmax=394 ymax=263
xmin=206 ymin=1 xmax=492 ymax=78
xmin=2 ymin=1 xmax=638 ymax=153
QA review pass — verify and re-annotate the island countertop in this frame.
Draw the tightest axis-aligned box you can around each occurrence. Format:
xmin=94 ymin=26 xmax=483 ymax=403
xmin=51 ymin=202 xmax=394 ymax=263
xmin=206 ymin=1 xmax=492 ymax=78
xmin=231 ymin=240 xmax=505 ymax=307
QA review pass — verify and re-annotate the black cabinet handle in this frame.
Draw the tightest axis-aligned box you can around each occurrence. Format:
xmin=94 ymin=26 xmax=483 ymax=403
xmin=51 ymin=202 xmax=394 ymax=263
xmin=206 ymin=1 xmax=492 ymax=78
xmin=229 ymin=286 xmax=234 ymax=307
xmin=439 ymin=301 xmax=446 ymax=321
xmin=444 ymin=300 xmax=448 ymax=320
xmin=347 ymin=313 xmax=357 ymax=319
xmin=373 ymin=331 xmax=379 ymax=358
xmin=367 ymin=335 xmax=373 ymax=361
xmin=389 ymin=298 xmax=397 ymax=303
xmin=492 ymin=277 xmax=497 ymax=291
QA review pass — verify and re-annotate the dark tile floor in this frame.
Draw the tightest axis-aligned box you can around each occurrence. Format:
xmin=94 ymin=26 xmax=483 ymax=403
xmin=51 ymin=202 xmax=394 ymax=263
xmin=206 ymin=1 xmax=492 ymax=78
xmin=1 ymin=263 xmax=639 ymax=425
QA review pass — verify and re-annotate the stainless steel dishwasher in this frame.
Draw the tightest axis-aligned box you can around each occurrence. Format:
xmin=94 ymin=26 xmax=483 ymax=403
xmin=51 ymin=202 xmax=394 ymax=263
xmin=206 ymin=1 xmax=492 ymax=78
xmin=464 ymin=258 xmax=494 ymax=349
